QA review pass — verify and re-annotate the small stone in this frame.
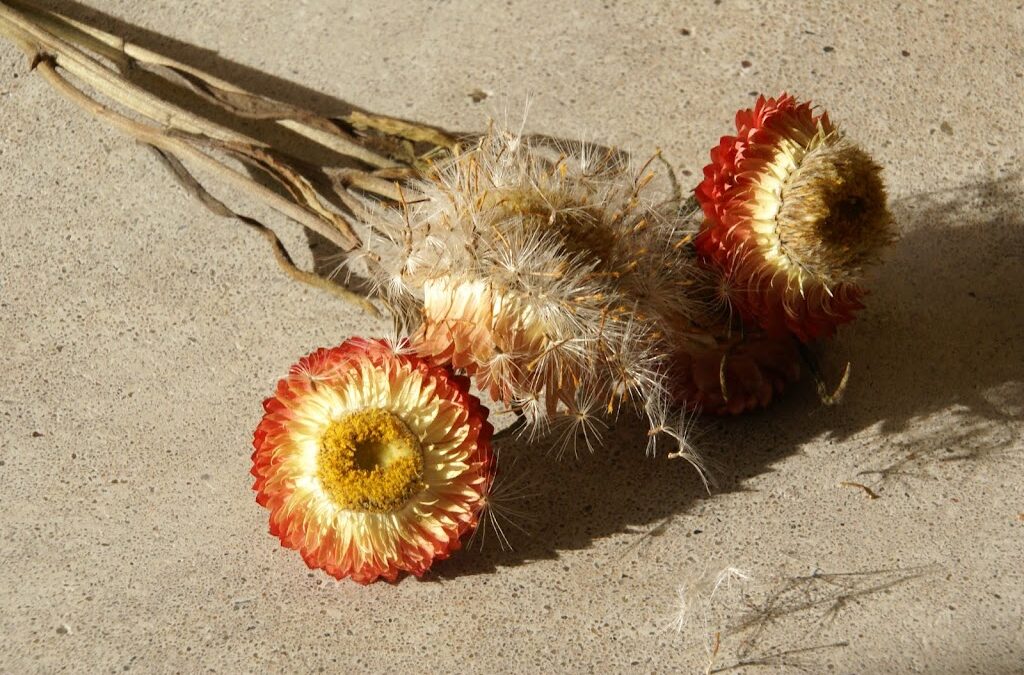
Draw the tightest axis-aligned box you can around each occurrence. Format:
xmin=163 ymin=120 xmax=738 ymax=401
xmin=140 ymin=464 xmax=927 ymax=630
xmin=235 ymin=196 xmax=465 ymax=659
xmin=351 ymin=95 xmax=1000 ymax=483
xmin=56 ymin=624 xmax=71 ymax=635
xmin=741 ymin=59 xmax=752 ymax=68
xmin=468 ymin=89 xmax=489 ymax=103
xmin=901 ymin=49 xmax=911 ymax=57
xmin=679 ymin=27 xmax=691 ymax=36
xmin=823 ymin=45 xmax=835 ymax=53
xmin=940 ymin=121 xmax=953 ymax=135
xmin=31 ymin=431 xmax=44 ymax=438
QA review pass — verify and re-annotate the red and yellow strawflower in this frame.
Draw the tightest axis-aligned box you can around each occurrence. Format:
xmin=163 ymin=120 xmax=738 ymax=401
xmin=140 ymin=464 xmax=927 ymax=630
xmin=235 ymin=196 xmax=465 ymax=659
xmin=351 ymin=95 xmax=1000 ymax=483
xmin=251 ymin=338 xmax=493 ymax=583
xmin=695 ymin=93 xmax=893 ymax=342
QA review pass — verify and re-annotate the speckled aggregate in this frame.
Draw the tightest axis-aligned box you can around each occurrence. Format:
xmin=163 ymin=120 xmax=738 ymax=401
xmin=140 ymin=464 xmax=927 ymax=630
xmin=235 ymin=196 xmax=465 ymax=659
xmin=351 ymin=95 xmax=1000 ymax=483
xmin=1 ymin=1 xmax=1022 ymax=673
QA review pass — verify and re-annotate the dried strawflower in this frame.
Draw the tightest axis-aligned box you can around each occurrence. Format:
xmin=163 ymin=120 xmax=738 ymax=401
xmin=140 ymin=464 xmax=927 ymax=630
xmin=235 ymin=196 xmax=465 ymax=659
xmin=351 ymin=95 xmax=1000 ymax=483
xmin=669 ymin=328 xmax=802 ymax=415
xmin=0 ymin=3 xmax=906 ymax=590
xmin=251 ymin=338 xmax=493 ymax=583
xmin=652 ymin=219 xmax=804 ymax=416
xmin=695 ymin=94 xmax=893 ymax=341
xmin=355 ymin=126 xmax=704 ymax=451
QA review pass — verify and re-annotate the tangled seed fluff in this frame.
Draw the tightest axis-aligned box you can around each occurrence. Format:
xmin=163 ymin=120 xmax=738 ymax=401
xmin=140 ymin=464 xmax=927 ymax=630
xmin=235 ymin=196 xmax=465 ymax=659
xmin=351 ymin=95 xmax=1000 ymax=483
xmin=356 ymin=127 xmax=707 ymax=455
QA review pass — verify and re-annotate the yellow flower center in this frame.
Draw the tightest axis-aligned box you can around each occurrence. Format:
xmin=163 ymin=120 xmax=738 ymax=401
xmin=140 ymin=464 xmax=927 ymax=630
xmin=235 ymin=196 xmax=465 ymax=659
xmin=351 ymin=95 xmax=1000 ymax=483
xmin=317 ymin=408 xmax=425 ymax=513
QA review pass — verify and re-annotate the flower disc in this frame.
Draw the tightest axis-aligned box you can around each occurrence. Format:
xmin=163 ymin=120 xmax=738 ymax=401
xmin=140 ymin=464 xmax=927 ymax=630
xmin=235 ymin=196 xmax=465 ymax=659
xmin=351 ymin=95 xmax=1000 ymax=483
xmin=252 ymin=338 xmax=493 ymax=583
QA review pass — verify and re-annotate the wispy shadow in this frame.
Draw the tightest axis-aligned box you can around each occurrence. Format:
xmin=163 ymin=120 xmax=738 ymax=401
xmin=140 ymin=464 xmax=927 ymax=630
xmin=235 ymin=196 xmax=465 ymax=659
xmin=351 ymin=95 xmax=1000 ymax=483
xmin=721 ymin=565 xmax=934 ymax=665
xmin=663 ymin=564 xmax=934 ymax=672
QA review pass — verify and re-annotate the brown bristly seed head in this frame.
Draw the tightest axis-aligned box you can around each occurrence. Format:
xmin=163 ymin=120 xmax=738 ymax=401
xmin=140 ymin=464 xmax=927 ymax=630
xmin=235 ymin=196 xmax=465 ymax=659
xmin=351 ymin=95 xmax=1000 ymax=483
xmin=777 ymin=134 xmax=894 ymax=285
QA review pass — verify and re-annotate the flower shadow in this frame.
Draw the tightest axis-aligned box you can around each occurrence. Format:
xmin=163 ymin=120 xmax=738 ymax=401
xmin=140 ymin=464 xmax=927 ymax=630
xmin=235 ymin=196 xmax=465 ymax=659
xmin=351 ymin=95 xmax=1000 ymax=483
xmin=429 ymin=173 xmax=1024 ymax=579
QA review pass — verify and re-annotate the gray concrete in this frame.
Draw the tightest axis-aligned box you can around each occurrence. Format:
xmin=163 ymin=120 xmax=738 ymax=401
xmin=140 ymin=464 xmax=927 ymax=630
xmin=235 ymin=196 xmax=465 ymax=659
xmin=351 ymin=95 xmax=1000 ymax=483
xmin=2 ymin=1 xmax=1022 ymax=672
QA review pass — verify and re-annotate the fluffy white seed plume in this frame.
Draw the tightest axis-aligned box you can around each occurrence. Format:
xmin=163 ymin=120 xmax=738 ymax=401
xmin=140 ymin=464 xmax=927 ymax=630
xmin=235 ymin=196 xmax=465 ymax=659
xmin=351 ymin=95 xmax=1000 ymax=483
xmin=350 ymin=122 xmax=708 ymax=457
xmin=670 ymin=565 xmax=752 ymax=672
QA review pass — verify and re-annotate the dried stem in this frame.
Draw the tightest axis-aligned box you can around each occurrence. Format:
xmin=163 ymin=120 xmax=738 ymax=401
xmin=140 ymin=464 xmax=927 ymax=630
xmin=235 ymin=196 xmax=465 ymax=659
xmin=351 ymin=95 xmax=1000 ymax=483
xmin=149 ymin=148 xmax=380 ymax=316
xmin=3 ymin=0 xmax=412 ymax=169
xmin=0 ymin=0 xmax=472 ymax=315
xmin=0 ymin=3 xmax=365 ymax=246
xmin=0 ymin=0 xmax=458 ymax=315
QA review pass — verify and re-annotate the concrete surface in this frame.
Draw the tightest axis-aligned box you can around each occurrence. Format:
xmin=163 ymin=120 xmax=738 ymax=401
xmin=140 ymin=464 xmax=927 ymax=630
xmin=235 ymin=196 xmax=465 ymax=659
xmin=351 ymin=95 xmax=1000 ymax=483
xmin=1 ymin=1 xmax=1022 ymax=672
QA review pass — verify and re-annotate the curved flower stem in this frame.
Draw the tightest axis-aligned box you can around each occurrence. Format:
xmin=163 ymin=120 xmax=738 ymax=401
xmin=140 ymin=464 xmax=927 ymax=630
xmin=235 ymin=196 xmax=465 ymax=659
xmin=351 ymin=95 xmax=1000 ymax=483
xmin=29 ymin=52 xmax=377 ymax=314
xmin=5 ymin=1 xmax=460 ymax=164
xmin=0 ymin=0 xmax=403 ymax=313
xmin=0 ymin=2 xmax=361 ymax=250
xmin=19 ymin=48 xmax=360 ymax=253
xmin=797 ymin=342 xmax=851 ymax=405
xmin=0 ymin=3 xmax=254 ymax=147
xmin=150 ymin=148 xmax=381 ymax=317
xmin=0 ymin=0 xmax=474 ymax=316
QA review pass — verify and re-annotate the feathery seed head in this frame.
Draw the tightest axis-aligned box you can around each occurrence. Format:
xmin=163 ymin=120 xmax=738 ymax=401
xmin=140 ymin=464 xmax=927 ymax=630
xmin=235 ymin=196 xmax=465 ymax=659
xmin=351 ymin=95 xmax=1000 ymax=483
xmin=356 ymin=124 xmax=705 ymax=456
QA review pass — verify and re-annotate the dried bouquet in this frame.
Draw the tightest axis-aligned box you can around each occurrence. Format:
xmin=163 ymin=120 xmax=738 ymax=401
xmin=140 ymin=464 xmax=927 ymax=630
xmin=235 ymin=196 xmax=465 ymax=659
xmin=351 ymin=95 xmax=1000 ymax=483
xmin=0 ymin=2 xmax=893 ymax=583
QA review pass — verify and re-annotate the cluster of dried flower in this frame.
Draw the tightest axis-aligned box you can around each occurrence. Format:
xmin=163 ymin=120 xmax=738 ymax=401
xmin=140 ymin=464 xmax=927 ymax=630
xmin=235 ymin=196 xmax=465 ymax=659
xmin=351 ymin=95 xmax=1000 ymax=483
xmin=348 ymin=126 xmax=711 ymax=462
xmin=0 ymin=1 xmax=894 ymax=582
xmin=339 ymin=95 xmax=891 ymax=465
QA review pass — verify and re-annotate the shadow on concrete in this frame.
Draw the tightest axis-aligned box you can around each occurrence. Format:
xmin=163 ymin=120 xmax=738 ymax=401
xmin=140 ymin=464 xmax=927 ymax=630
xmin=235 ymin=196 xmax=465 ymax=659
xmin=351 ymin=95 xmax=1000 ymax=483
xmin=432 ymin=173 xmax=1024 ymax=579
